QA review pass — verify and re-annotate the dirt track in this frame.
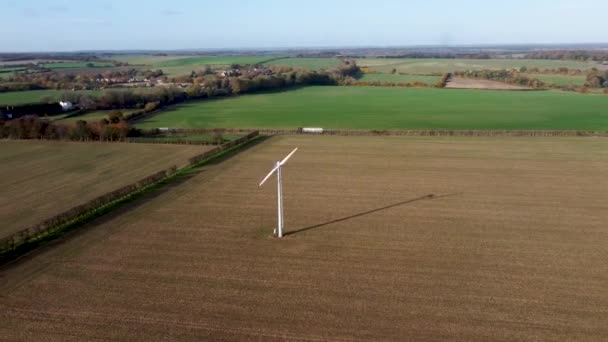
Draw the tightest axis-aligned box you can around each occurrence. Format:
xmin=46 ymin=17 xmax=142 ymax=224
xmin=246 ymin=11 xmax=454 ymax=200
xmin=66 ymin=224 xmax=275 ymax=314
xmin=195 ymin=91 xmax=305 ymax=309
xmin=2 ymin=136 xmax=608 ymax=340
xmin=446 ymin=77 xmax=531 ymax=90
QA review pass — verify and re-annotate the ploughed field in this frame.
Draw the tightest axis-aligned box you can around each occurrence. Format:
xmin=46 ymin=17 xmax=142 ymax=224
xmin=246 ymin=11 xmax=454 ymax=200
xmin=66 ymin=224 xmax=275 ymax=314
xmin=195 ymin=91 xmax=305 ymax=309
xmin=2 ymin=136 xmax=607 ymax=340
xmin=137 ymin=86 xmax=608 ymax=130
xmin=0 ymin=141 xmax=212 ymax=238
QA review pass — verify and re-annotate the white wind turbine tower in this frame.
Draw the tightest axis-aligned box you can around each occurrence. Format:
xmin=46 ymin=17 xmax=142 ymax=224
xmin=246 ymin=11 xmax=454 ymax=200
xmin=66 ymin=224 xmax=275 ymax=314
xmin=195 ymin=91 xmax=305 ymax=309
xmin=259 ymin=148 xmax=298 ymax=238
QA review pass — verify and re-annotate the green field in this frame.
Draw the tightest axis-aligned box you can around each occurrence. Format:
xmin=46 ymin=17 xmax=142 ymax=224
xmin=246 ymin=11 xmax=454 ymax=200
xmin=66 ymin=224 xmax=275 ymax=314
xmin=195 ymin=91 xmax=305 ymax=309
xmin=0 ymin=88 xmax=160 ymax=106
xmin=156 ymin=56 xmax=279 ymax=68
xmin=0 ymin=90 xmax=103 ymax=105
xmin=359 ymin=73 xmax=441 ymax=84
xmin=136 ymin=86 xmax=608 ymax=130
xmin=0 ymin=67 xmax=25 ymax=79
xmin=529 ymin=74 xmax=587 ymax=86
xmin=110 ymin=55 xmax=197 ymax=65
xmin=43 ymin=62 xmax=115 ymax=69
xmin=265 ymin=57 xmax=342 ymax=70
xmin=357 ymin=58 xmax=603 ymax=75
xmin=147 ymin=56 xmax=283 ymax=76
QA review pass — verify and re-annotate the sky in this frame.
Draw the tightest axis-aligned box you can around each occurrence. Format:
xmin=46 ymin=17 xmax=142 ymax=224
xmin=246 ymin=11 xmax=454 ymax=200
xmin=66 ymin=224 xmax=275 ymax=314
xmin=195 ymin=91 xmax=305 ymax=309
xmin=2 ymin=0 xmax=608 ymax=52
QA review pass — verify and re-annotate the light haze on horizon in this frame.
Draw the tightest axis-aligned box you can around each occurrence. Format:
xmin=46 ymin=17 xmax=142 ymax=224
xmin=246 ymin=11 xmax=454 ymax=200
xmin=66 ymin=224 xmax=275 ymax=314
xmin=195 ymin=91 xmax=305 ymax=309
xmin=2 ymin=0 xmax=607 ymax=52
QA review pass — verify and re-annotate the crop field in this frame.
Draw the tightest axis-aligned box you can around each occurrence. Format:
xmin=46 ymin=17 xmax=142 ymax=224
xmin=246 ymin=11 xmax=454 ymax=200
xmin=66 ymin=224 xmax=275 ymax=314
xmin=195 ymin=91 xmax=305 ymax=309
xmin=358 ymin=73 xmax=441 ymax=84
xmin=137 ymin=86 xmax=608 ymax=130
xmin=0 ymin=141 xmax=212 ymax=238
xmin=357 ymin=58 xmax=603 ymax=74
xmin=265 ymin=57 xmax=342 ymax=70
xmin=1 ymin=135 xmax=607 ymax=340
xmin=529 ymin=74 xmax=587 ymax=86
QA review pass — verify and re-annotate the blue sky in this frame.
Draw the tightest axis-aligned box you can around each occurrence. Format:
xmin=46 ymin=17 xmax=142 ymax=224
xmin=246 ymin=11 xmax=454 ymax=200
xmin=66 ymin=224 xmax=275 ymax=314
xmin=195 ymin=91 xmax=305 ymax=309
xmin=2 ymin=0 xmax=607 ymax=52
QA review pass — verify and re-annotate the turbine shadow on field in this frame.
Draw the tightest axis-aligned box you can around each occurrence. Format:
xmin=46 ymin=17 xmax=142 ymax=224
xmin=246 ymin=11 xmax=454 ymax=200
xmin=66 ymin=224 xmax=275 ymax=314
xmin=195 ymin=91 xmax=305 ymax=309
xmin=285 ymin=193 xmax=461 ymax=237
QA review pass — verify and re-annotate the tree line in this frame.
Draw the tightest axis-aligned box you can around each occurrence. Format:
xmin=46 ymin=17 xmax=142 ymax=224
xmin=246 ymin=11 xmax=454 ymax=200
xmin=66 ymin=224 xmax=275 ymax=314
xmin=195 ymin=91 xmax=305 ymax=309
xmin=0 ymin=114 xmax=131 ymax=141
xmin=454 ymin=70 xmax=546 ymax=88
xmin=524 ymin=50 xmax=608 ymax=62
xmin=2 ymin=68 xmax=164 ymax=93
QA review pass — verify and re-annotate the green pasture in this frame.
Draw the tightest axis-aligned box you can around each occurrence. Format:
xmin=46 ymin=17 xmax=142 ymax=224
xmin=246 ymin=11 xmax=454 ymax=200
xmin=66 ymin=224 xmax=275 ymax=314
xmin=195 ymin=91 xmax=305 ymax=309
xmin=110 ymin=55 xmax=197 ymax=65
xmin=149 ymin=56 xmax=282 ymax=76
xmin=529 ymin=74 xmax=587 ymax=86
xmin=156 ymin=56 xmax=280 ymax=68
xmin=0 ymin=88 xmax=157 ymax=106
xmin=43 ymin=62 xmax=114 ymax=69
xmin=358 ymin=73 xmax=441 ymax=84
xmin=264 ymin=57 xmax=342 ymax=70
xmin=136 ymin=86 xmax=608 ymax=131
xmin=0 ymin=90 xmax=103 ymax=106
xmin=357 ymin=58 xmax=603 ymax=75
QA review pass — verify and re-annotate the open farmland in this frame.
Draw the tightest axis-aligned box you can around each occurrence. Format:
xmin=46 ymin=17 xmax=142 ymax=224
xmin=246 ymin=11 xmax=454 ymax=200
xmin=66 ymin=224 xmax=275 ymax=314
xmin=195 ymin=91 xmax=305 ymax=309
xmin=42 ymin=62 xmax=115 ymax=69
xmin=264 ymin=57 xmax=342 ymax=70
xmin=0 ymin=90 xmax=104 ymax=106
xmin=111 ymin=54 xmax=198 ymax=65
xmin=530 ymin=74 xmax=587 ymax=86
xmin=153 ymin=56 xmax=284 ymax=76
xmin=0 ymin=141 xmax=212 ymax=238
xmin=0 ymin=88 xmax=158 ymax=106
xmin=137 ymin=86 xmax=608 ymax=130
xmin=1 ymin=135 xmax=607 ymax=340
xmin=358 ymin=73 xmax=441 ymax=84
xmin=357 ymin=58 xmax=603 ymax=74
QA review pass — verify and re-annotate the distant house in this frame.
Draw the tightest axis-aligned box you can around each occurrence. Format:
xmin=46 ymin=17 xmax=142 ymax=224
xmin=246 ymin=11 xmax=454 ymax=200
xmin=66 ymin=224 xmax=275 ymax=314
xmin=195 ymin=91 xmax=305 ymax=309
xmin=217 ymin=69 xmax=242 ymax=78
xmin=59 ymin=101 xmax=73 ymax=111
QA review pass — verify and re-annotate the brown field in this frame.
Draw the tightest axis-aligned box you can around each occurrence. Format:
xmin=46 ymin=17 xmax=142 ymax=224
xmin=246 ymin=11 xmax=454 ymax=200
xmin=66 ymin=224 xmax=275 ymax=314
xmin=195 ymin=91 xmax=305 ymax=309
xmin=2 ymin=136 xmax=608 ymax=340
xmin=446 ymin=77 xmax=530 ymax=90
xmin=0 ymin=141 xmax=212 ymax=238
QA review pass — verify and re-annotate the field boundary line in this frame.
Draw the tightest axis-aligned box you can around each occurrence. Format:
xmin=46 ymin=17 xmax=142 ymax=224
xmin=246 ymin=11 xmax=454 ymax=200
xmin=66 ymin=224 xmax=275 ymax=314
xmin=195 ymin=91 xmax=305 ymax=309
xmin=0 ymin=131 xmax=260 ymax=264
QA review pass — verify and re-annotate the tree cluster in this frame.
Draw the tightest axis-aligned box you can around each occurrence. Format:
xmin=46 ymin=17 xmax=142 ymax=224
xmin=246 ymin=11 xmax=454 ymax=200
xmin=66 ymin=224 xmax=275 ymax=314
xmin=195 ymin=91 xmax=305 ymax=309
xmin=454 ymin=70 xmax=546 ymax=88
xmin=0 ymin=115 xmax=131 ymax=141
xmin=4 ymin=68 xmax=164 ymax=92
xmin=58 ymin=86 xmax=187 ymax=111
xmin=585 ymin=70 xmax=608 ymax=88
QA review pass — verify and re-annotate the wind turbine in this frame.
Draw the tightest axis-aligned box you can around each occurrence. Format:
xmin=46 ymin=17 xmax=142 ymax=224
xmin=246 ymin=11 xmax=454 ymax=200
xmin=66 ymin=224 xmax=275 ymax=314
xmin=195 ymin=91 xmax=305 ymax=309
xmin=259 ymin=148 xmax=298 ymax=238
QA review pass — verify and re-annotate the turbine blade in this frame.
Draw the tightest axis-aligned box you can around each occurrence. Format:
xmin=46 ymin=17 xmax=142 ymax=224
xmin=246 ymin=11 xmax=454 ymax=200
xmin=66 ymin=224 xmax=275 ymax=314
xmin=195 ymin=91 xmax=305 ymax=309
xmin=259 ymin=164 xmax=280 ymax=187
xmin=279 ymin=148 xmax=298 ymax=166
